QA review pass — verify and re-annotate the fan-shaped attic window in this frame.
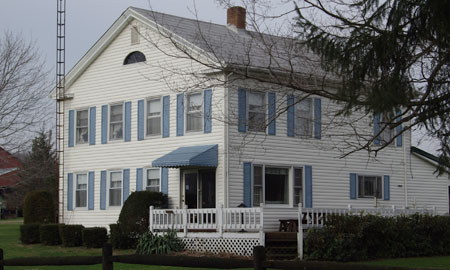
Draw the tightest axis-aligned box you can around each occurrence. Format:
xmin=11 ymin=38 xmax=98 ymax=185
xmin=123 ymin=51 xmax=146 ymax=65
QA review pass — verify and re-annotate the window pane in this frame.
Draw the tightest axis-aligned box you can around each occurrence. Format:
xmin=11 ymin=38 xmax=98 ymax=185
xmin=110 ymin=105 xmax=123 ymax=122
xmin=265 ymin=167 xmax=288 ymax=204
xmin=77 ymin=110 xmax=88 ymax=127
xmin=254 ymin=166 xmax=263 ymax=185
xmin=358 ymin=176 xmax=364 ymax=198
xmin=376 ymin=176 xmax=382 ymax=198
xmin=76 ymin=174 xmax=87 ymax=189
xmin=253 ymin=186 xmax=263 ymax=207
xmin=76 ymin=190 xmax=87 ymax=207
xmin=380 ymin=112 xmax=394 ymax=145
xmin=110 ymin=123 xmax=123 ymax=140
xmin=187 ymin=112 xmax=202 ymax=131
xmin=294 ymin=188 xmax=303 ymax=205
xmin=110 ymin=172 xmax=122 ymax=187
xmin=109 ymin=189 xmax=121 ymax=206
xmin=248 ymin=92 xmax=264 ymax=110
xmin=187 ymin=93 xmax=202 ymax=112
xmin=364 ymin=176 xmax=376 ymax=196
xmin=147 ymin=117 xmax=161 ymax=135
xmin=146 ymin=186 xmax=159 ymax=192
xmin=76 ymin=127 xmax=88 ymax=144
xmin=147 ymin=169 xmax=159 ymax=179
xmin=248 ymin=112 xmax=265 ymax=132
xmin=294 ymin=169 xmax=302 ymax=187
xmin=148 ymin=99 xmax=161 ymax=116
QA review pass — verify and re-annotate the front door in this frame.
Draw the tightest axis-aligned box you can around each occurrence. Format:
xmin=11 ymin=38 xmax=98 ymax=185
xmin=182 ymin=169 xmax=216 ymax=208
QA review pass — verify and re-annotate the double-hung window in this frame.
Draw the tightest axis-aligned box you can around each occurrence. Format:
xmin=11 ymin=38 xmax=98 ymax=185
xmin=147 ymin=98 xmax=161 ymax=136
xmin=75 ymin=173 xmax=87 ymax=208
xmin=295 ymin=98 xmax=313 ymax=137
xmin=186 ymin=93 xmax=203 ymax=132
xmin=109 ymin=171 xmax=122 ymax=206
xmin=110 ymin=104 xmax=123 ymax=140
xmin=146 ymin=169 xmax=160 ymax=191
xmin=358 ymin=175 xmax=382 ymax=198
xmin=76 ymin=110 xmax=89 ymax=144
xmin=253 ymin=165 xmax=289 ymax=206
xmin=380 ymin=112 xmax=395 ymax=145
xmin=248 ymin=91 xmax=266 ymax=132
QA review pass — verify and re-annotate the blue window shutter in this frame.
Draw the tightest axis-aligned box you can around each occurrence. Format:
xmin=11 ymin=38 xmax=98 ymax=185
xmin=287 ymin=95 xmax=295 ymax=137
xmin=396 ymin=110 xmax=402 ymax=147
xmin=314 ymin=98 xmax=322 ymax=139
xmin=123 ymin=169 xmax=130 ymax=203
xmin=268 ymin=92 xmax=276 ymax=135
xmin=350 ymin=173 xmax=357 ymax=199
xmin=137 ymin=99 xmax=144 ymax=141
xmin=204 ymin=89 xmax=212 ymax=133
xmin=176 ymin=93 xmax=184 ymax=136
xmin=100 ymin=170 xmax=106 ymax=210
xmin=238 ymin=88 xmax=247 ymax=132
xmin=373 ymin=113 xmax=381 ymax=145
xmin=67 ymin=173 xmax=73 ymax=210
xmin=163 ymin=96 xmax=170 ymax=138
xmin=88 ymin=171 xmax=95 ymax=210
xmin=384 ymin=175 xmax=390 ymax=200
xmin=68 ymin=110 xmax=74 ymax=147
xmin=124 ymin=101 xmax=131 ymax=142
xmin=136 ymin=168 xmax=143 ymax=191
xmin=161 ymin=168 xmax=168 ymax=194
xmin=89 ymin=107 xmax=96 ymax=145
xmin=305 ymin=165 xmax=312 ymax=208
xmin=101 ymin=105 xmax=108 ymax=144
xmin=243 ymin=162 xmax=252 ymax=207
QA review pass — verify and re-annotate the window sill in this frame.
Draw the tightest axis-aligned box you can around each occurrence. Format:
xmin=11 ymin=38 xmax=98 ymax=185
xmin=185 ymin=130 xmax=204 ymax=135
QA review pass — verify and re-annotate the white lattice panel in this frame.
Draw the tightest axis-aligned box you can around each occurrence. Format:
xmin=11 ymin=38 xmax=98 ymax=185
xmin=182 ymin=237 xmax=261 ymax=257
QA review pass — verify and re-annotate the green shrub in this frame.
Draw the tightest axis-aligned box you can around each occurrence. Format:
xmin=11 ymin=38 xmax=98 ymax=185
xmin=82 ymin=227 xmax=108 ymax=248
xmin=304 ymin=213 xmax=450 ymax=262
xmin=136 ymin=230 xmax=184 ymax=255
xmin=20 ymin=224 xmax=40 ymax=244
xmin=23 ymin=190 xmax=54 ymax=224
xmin=40 ymin=224 xmax=61 ymax=245
xmin=115 ymin=191 xmax=168 ymax=249
xmin=59 ymin=224 xmax=84 ymax=247
xmin=109 ymin=223 xmax=136 ymax=250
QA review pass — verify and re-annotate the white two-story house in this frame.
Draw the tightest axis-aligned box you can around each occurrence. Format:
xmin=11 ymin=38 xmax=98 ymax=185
xmin=54 ymin=6 xmax=449 ymax=254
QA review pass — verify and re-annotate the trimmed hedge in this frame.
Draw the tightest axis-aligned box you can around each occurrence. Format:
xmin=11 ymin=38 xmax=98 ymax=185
xmin=40 ymin=224 xmax=61 ymax=245
xmin=20 ymin=224 xmax=40 ymax=244
xmin=82 ymin=227 xmax=108 ymax=248
xmin=59 ymin=224 xmax=84 ymax=247
xmin=305 ymin=214 xmax=450 ymax=262
xmin=114 ymin=191 xmax=168 ymax=249
xmin=23 ymin=190 xmax=55 ymax=224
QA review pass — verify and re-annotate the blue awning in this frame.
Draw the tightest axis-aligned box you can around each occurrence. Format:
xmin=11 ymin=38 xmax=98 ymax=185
xmin=152 ymin=144 xmax=218 ymax=168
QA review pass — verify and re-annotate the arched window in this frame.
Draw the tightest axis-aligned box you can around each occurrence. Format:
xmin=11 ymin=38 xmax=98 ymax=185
xmin=123 ymin=51 xmax=146 ymax=65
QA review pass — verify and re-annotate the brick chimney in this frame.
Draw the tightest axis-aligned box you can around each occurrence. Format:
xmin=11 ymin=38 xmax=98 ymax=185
xmin=227 ymin=6 xmax=246 ymax=29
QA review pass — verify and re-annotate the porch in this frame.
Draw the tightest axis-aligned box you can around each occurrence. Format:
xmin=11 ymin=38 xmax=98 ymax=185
xmin=149 ymin=204 xmax=436 ymax=257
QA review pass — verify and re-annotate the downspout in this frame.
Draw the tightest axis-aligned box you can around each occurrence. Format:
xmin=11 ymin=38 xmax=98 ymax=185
xmin=403 ymin=132 xmax=408 ymax=208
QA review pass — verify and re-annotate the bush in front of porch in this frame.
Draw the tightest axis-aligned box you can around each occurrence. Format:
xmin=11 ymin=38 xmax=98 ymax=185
xmin=110 ymin=191 xmax=167 ymax=249
xmin=305 ymin=214 xmax=450 ymax=262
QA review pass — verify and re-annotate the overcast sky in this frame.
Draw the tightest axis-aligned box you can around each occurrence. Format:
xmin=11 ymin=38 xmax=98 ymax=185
xmin=0 ymin=0 xmax=439 ymax=154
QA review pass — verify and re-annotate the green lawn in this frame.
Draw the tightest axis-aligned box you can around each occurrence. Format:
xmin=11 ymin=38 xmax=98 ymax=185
xmin=360 ymin=256 xmax=450 ymax=269
xmin=0 ymin=219 xmax=249 ymax=270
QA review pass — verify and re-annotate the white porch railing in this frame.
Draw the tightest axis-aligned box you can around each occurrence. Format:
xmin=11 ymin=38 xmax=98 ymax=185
xmin=149 ymin=205 xmax=264 ymax=236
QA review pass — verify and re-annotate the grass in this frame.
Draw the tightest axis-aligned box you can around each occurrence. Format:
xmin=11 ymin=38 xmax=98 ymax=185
xmin=359 ymin=256 xmax=450 ymax=269
xmin=0 ymin=218 xmax=250 ymax=270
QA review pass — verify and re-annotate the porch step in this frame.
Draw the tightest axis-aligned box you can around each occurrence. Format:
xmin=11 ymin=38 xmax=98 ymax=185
xmin=265 ymin=232 xmax=298 ymax=261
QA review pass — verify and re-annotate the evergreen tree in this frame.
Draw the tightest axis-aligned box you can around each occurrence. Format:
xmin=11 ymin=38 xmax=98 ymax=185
xmin=295 ymin=0 xmax=450 ymax=173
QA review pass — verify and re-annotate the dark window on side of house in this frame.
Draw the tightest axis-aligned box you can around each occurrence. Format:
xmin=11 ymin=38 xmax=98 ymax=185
xmin=123 ymin=51 xmax=146 ymax=65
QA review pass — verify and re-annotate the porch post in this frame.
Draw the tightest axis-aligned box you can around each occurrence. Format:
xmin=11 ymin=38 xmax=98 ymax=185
xmin=217 ymin=204 xmax=223 ymax=237
xmin=183 ymin=204 xmax=188 ymax=237
xmin=259 ymin=203 xmax=264 ymax=246
xmin=149 ymin=205 xmax=154 ymax=232
xmin=298 ymin=203 xmax=303 ymax=260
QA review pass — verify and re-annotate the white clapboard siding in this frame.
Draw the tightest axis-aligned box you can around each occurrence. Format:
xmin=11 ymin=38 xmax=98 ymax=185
xmin=61 ymin=20 xmax=225 ymax=228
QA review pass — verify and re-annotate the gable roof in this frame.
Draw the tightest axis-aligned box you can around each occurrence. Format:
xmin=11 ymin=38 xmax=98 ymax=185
xmin=411 ymin=146 xmax=450 ymax=171
xmin=52 ymin=6 xmax=324 ymax=97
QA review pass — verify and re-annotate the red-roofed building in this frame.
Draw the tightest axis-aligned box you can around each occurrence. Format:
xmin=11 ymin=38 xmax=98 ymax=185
xmin=0 ymin=146 xmax=22 ymax=218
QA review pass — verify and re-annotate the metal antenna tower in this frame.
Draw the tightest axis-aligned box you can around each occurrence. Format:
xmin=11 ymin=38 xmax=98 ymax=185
xmin=56 ymin=0 xmax=66 ymax=223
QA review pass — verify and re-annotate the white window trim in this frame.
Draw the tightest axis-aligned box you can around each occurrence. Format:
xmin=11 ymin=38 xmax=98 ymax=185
xmin=75 ymin=108 xmax=89 ymax=145
xmin=185 ymin=91 xmax=204 ymax=133
xmin=109 ymin=102 xmax=125 ymax=141
xmin=294 ymin=96 xmax=314 ymax=138
xmin=107 ymin=170 xmax=123 ymax=208
xmin=74 ymin=172 xmax=88 ymax=210
xmin=357 ymin=174 xmax=383 ymax=199
xmin=145 ymin=97 xmax=162 ymax=137
xmin=145 ymin=168 xmax=161 ymax=192
xmin=246 ymin=91 xmax=266 ymax=133
xmin=252 ymin=164 xmax=292 ymax=208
